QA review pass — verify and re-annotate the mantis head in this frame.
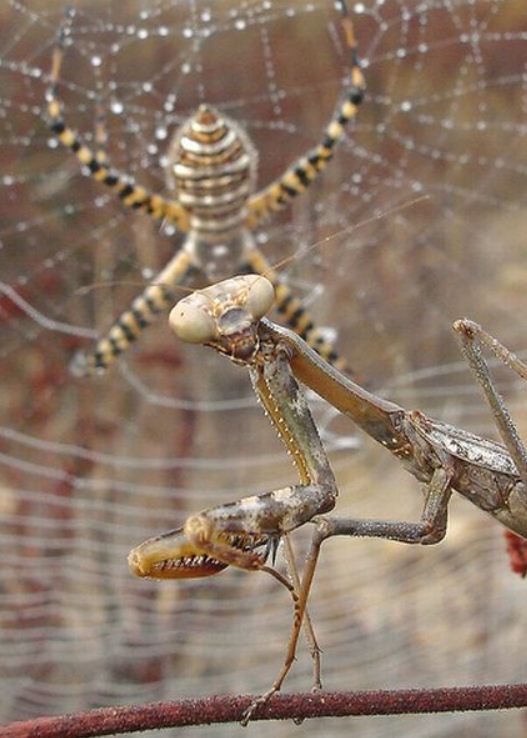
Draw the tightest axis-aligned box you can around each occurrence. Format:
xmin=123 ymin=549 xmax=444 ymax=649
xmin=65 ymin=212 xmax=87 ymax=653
xmin=169 ymin=274 xmax=275 ymax=364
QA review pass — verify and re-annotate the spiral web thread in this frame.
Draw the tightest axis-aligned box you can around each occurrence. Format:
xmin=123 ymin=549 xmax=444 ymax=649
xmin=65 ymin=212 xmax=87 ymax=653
xmin=1 ymin=1 xmax=527 ymax=736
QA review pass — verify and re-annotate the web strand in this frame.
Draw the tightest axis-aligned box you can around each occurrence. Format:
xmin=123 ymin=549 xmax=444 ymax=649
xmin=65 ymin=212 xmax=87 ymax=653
xmin=1 ymin=1 xmax=527 ymax=736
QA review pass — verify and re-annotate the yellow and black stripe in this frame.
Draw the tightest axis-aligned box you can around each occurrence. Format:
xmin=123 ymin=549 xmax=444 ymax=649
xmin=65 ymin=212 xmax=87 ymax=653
xmin=50 ymin=3 xmax=364 ymax=378
xmin=245 ymin=3 xmax=365 ymax=228
xmin=47 ymin=18 xmax=189 ymax=230
xmin=245 ymin=250 xmax=347 ymax=373
xmin=70 ymin=251 xmax=194 ymax=376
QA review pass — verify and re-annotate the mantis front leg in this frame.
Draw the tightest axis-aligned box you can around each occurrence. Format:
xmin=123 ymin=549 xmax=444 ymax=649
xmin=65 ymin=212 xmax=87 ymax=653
xmin=130 ymin=276 xmax=338 ymax=722
xmin=128 ymin=479 xmax=334 ymax=719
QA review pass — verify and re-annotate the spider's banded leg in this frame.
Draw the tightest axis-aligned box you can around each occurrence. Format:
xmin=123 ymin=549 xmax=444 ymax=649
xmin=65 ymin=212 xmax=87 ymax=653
xmin=244 ymin=249 xmax=350 ymax=374
xmin=453 ymin=319 xmax=527 ymax=487
xmin=46 ymin=12 xmax=190 ymax=231
xmin=71 ymin=250 xmax=195 ymax=376
xmin=245 ymin=4 xmax=365 ymax=228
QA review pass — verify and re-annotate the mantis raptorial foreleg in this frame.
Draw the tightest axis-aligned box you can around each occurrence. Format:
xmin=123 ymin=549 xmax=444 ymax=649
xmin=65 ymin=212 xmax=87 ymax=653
xmin=128 ymin=276 xmax=338 ymax=721
xmin=130 ymin=274 xmax=527 ymax=723
xmin=129 ymin=476 xmax=334 ymax=723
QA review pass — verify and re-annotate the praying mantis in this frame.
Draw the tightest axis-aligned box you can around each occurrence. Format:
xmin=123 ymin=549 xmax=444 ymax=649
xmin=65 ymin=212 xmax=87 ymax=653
xmin=128 ymin=274 xmax=527 ymax=723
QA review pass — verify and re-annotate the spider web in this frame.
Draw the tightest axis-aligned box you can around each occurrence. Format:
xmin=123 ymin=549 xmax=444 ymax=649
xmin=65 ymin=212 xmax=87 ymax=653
xmin=1 ymin=1 xmax=527 ymax=736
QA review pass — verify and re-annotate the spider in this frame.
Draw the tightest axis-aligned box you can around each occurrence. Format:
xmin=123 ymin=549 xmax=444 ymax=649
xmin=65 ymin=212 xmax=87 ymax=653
xmin=46 ymin=3 xmax=365 ymax=377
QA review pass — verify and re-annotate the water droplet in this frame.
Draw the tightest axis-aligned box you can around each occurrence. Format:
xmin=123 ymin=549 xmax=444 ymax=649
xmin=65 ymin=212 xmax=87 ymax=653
xmin=91 ymin=55 xmax=102 ymax=67
xmin=155 ymin=126 xmax=168 ymax=140
xmin=110 ymin=100 xmax=124 ymax=115
xmin=137 ymin=28 xmax=148 ymax=39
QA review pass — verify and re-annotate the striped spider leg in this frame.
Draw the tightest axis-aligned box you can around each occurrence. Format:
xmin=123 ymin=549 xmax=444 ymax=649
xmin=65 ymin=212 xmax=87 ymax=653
xmin=128 ymin=275 xmax=339 ymax=723
xmin=46 ymin=2 xmax=366 ymax=377
xmin=132 ymin=275 xmax=527 ymax=722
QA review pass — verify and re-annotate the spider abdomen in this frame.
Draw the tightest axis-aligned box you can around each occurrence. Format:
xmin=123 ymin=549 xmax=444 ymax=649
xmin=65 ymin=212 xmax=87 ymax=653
xmin=167 ymin=104 xmax=257 ymax=239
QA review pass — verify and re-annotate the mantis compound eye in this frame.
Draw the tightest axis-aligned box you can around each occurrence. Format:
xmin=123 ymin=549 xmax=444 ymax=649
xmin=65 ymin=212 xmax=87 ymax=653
xmin=169 ymin=298 xmax=216 ymax=344
xmin=244 ymin=275 xmax=275 ymax=320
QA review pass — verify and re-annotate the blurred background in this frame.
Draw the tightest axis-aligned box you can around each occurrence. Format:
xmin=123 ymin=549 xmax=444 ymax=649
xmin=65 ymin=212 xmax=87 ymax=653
xmin=1 ymin=1 xmax=527 ymax=736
